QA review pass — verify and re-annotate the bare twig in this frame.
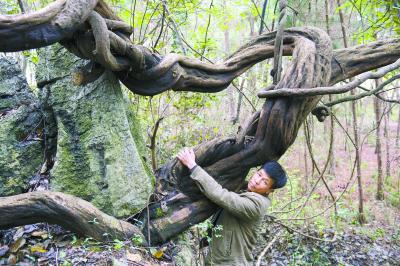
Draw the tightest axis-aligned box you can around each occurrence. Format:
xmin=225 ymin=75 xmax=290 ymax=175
xmin=272 ymin=219 xmax=336 ymax=242
xmin=149 ymin=117 xmax=164 ymax=172
xmin=153 ymin=3 xmax=165 ymax=49
xmin=17 ymin=0 xmax=26 ymax=13
xmin=200 ymin=0 xmax=213 ymax=60
xmin=255 ymin=233 xmax=281 ymax=266
xmin=259 ymin=0 xmax=270 ymax=34
xmin=250 ymin=0 xmax=270 ymax=34
xmin=162 ymin=1 xmax=187 ymax=55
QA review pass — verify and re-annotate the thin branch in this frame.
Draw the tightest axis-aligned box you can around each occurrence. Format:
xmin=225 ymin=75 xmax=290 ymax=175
xmin=17 ymin=0 xmax=26 ymax=13
xmin=279 ymin=156 xmax=357 ymax=222
xmin=162 ymin=1 xmax=187 ymax=55
xmin=131 ymin=0 xmax=136 ymax=40
xmin=271 ymin=219 xmax=336 ymax=242
xmin=258 ymin=58 xmax=400 ymax=98
xmin=149 ymin=117 xmax=164 ymax=172
xmin=232 ymin=80 xmax=257 ymax=112
xmin=200 ymin=0 xmax=213 ymax=60
xmin=250 ymin=0 xmax=270 ymax=34
xmin=304 ymin=118 xmax=338 ymax=219
xmin=259 ymin=0 xmax=269 ymax=34
xmin=255 ymin=232 xmax=281 ymax=266
xmin=138 ymin=0 xmax=149 ymax=43
xmin=153 ymin=3 xmax=165 ymax=49
xmin=324 ymin=74 xmax=400 ymax=107
xmin=139 ymin=2 xmax=161 ymax=44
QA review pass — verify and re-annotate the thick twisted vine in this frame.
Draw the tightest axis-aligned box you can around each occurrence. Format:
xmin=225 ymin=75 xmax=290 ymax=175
xmin=1 ymin=1 xmax=399 ymax=97
xmin=1 ymin=0 xmax=400 ymax=245
xmin=0 ymin=192 xmax=145 ymax=243
xmin=143 ymin=26 xmax=334 ymax=243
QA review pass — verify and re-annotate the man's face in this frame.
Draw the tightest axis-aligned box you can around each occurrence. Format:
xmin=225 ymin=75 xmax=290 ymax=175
xmin=247 ymin=169 xmax=274 ymax=194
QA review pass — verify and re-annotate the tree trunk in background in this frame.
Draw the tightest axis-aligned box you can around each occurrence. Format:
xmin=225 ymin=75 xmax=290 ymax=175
xmin=351 ymin=94 xmax=365 ymax=222
xmin=303 ymin=126 xmax=309 ymax=192
xmin=325 ymin=0 xmax=336 ymax=177
xmin=232 ymin=78 xmax=245 ymax=124
xmin=328 ymin=100 xmax=336 ymax=177
xmin=337 ymin=0 xmax=365 ymax=223
xmin=36 ymin=44 xmax=153 ymax=218
xmin=223 ymin=0 xmax=236 ymax=123
xmin=384 ymin=105 xmax=390 ymax=180
xmin=396 ymin=104 xmax=400 ymax=149
xmin=232 ymin=14 xmax=256 ymax=125
xmin=374 ymin=84 xmax=384 ymax=200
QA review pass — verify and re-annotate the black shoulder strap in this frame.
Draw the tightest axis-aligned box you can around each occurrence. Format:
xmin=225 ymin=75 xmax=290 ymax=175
xmin=211 ymin=208 xmax=223 ymax=227
xmin=200 ymin=208 xmax=224 ymax=248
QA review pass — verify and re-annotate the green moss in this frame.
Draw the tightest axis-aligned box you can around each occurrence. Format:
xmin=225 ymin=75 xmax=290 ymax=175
xmin=0 ymin=56 xmax=43 ymax=196
xmin=36 ymin=44 xmax=153 ymax=217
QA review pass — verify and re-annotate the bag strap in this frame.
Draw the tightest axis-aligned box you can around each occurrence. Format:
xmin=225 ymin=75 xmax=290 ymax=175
xmin=211 ymin=208 xmax=223 ymax=227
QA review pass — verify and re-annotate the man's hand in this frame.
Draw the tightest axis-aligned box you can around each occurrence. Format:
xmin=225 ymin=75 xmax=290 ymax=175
xmin=176 ymin=148 xmax=197 ymax=170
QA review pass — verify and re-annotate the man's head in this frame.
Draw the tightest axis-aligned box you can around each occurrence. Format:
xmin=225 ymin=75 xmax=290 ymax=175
xmin=247 ymin=161 xmax=287 ymax=195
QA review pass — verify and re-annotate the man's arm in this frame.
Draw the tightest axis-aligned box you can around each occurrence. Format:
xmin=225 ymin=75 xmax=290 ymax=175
xmin=177 ymin=148 xmax=269 ymax=220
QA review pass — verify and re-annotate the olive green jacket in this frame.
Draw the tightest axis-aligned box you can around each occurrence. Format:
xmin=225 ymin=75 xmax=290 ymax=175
xmin=190 ymin=166 xmax=270 ymax=266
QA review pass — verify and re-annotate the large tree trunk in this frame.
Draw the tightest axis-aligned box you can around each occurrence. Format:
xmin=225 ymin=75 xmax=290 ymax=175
xmin=35 ymin=44 xmax=153 ymax=218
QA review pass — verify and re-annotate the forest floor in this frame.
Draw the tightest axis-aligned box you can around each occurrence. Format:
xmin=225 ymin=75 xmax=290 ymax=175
xmin=1 ymin=219 xmax=399 ymax=265
xmin=255 ymin=219 xmax=400 ymax=266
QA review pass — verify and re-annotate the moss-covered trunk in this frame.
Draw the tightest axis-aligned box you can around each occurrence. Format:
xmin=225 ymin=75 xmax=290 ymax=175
xmin=34 ymin=44 xmax=153 ymax=217
xmin=0 ymin=56 xmax=43 ymax=196
xmin=0 ymin=49 xmax=153 ymax=217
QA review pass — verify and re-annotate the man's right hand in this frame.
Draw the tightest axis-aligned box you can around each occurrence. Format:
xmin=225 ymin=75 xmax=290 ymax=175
xmin=176 ymin=148 xmax=197 ymax=170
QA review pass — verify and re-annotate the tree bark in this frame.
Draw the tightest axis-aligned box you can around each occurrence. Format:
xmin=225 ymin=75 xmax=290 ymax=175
xmin=0 ymin=191 xmax=144 ymax=242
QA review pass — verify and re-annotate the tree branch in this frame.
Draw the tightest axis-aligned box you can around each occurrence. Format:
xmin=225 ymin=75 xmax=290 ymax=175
xmin=257 ymin=58 xmax=400 ymax=98
xmin=0 ymin=191 xmax=145 ymax=243
xmin=324 ymin=74 xmax=400 ymax=106
xmin=0 ymin=0 xmax=98 ymax=52
xmin=1 ymin=0 xmax=399 ymax=96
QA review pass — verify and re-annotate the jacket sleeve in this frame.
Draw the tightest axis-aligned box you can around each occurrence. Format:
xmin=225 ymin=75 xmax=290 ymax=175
xmin=190 ymin=166 xmax=269 ymax=221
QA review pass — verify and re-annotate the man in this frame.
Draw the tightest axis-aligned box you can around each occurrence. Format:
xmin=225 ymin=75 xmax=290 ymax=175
xmin=177 ymin=148 xmax=287 ymax=266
